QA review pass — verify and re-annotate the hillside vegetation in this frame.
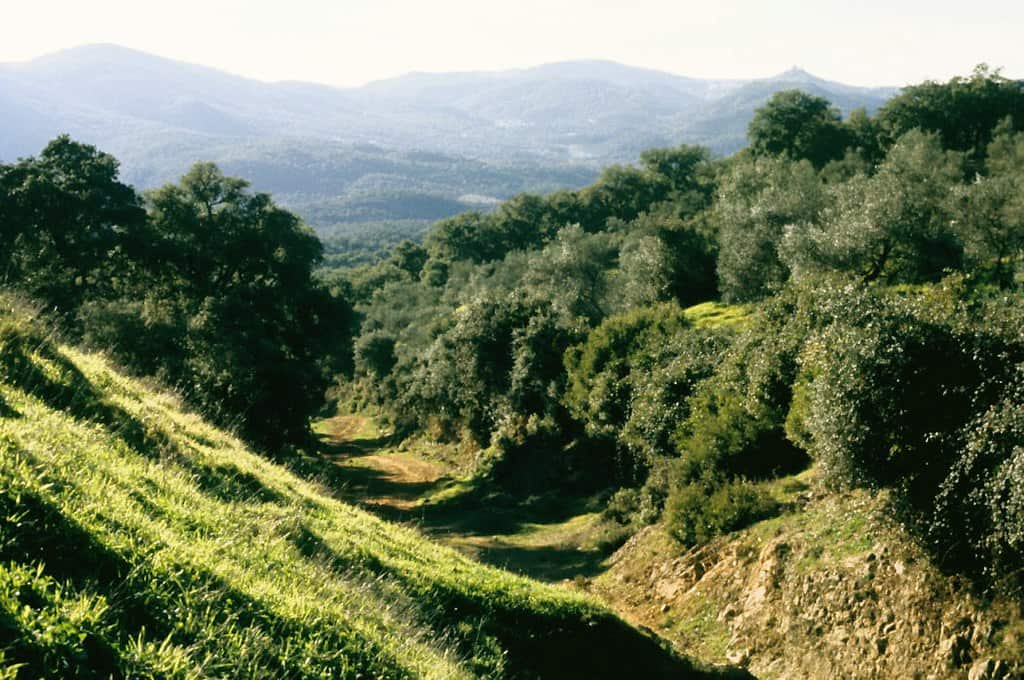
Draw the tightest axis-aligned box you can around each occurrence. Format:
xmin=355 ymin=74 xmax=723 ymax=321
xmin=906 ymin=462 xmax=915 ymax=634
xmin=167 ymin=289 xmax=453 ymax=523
xmin=332 ymin=65 xmax=1024 ymax=618
xmin=4 ymin=64 xmax=1024 ymax=677
xmin=0 ymin=300 xmax=726 ymax=678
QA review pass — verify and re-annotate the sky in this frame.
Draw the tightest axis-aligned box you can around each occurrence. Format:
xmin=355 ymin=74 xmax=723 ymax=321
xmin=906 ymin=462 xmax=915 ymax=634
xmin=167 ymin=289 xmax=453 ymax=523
xmin=2 ymin=0 xmax=1022 ymax=87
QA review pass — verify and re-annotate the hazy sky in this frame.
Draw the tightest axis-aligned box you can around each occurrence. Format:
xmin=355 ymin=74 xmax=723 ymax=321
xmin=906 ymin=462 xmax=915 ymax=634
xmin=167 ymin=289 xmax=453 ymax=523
xmin=3 ymin=0 xmax=1022 ymax=87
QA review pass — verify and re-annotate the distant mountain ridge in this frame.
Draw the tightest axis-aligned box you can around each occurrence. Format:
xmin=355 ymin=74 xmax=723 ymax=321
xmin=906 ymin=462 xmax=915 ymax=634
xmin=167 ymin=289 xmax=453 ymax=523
xmin=0 ymin=45 xmax=898 ymax=230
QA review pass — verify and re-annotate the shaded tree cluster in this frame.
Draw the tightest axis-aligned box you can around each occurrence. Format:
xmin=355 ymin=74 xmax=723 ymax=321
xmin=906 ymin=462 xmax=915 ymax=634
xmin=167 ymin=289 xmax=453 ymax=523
xmin=1 ymin=138 xmax=351 ymax=452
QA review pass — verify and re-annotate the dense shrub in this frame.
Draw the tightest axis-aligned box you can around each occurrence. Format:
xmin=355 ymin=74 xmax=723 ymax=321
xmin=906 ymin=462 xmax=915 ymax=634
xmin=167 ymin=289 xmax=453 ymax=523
xmin=618 ymin=328 xmax=730 ymax=469
xmin=790 ymin=281 xmax=1024 ymax=588
xmin=563 ymin=304 xmax=690 ymax=440
xmin=666 ymin=476 xmax=779 ymax=547
xmin=400 ymin=294 xmax=582 ymax=446
xmin=935 ymin=375 xmax=1024 ymax=590
xmin=795 ymin=285 xmax=1018 ymax=498
xmin=671 ymin=290 xmax=817 ymax=484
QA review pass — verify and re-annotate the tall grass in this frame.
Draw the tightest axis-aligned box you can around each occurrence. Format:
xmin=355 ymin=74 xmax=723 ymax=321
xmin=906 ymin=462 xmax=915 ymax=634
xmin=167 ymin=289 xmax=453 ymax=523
xmin=0 ymin=301 xmax=700 ymax=678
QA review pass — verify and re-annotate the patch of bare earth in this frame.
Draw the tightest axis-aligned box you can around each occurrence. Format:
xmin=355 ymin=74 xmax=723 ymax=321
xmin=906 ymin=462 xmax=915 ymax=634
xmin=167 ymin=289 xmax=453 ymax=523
xmin=593 ymin=491 xmax=1022 ymax=679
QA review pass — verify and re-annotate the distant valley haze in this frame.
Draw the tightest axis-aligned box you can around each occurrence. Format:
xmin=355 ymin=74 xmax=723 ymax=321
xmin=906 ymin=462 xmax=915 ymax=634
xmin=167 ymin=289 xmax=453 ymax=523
xmin=0 ymin=43 xmax=904 ymax=233
xmin=6 ymin=1 xmax=1019 ymax=231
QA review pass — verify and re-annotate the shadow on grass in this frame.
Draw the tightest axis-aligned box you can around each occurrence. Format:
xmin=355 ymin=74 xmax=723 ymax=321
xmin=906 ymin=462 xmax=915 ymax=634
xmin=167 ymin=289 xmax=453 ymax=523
xmin=317 ymin=433 xmax=395 ymax=458
xmin=285 ymin=521 xmax=751 ymax=679
xmin=331 ymin=463 xmax=450 ymax=506
xmin=306 ymin=417 xmax=631 ymax=583
xmin=0 ymin=394 xmax=20 ymax=418
xmin=303 ymin=440 xmax=615 ymax=581
xmin=0 ymin=328 xmax=181 ymax=464
xmin=466 ymin=542 xmax=609 ymax=581
xmin=0 ymin=478 xmax=401 ymax=677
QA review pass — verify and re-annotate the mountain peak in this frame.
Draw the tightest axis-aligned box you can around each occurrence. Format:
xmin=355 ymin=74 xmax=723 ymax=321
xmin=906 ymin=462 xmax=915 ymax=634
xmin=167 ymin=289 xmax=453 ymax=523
xmin=773 ymin=66 xmax=819 ymax=82
xmin=31 ymin=43 xmax=158 ymax=66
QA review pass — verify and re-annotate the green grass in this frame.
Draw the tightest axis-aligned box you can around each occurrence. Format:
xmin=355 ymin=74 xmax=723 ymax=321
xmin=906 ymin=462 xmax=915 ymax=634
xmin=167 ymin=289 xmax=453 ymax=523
xmin=682 ymin=302 xmax=751 ymax=329
xmin=0 ymin=302 xmax=705 ymax=678
xmin=746 ymin=483 xmax=880 ymax=575
xmin=662 ymin=593 xmax=731 ymax=662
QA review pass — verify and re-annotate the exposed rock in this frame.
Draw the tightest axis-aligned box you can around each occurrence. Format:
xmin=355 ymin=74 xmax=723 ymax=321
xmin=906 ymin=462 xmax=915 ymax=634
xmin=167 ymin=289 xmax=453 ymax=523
xmin=968 ymin=659 xmax=1011 ymax=680
xmin=594 ymin=489 xmax=1022 ymax=680
xmin=726 ymin=648 xmax=751 ymax=667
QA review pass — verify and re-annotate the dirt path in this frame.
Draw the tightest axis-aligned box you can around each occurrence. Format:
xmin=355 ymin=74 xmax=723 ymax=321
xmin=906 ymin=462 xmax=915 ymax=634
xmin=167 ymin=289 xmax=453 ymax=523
xmin=315 ymin=414 xmax=612 ymax=581
xmin=317 ymin=414 xmax=449 ymax=510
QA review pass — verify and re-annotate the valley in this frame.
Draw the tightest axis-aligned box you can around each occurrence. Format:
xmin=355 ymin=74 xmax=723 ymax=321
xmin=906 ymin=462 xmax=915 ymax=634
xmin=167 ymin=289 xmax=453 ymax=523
xmin=315 ymin=413 xmax=1024 ymax=677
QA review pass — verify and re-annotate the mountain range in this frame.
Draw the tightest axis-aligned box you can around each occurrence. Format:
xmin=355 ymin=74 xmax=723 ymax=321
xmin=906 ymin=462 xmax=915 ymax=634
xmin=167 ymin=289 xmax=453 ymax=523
xmin=0 ymin=44 xmax=897 ymax=233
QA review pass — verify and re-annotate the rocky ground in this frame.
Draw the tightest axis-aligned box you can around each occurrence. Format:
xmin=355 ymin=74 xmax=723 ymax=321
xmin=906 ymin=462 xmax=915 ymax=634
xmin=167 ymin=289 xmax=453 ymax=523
xmin=592 ymin=488 xmax=1023 ymax=679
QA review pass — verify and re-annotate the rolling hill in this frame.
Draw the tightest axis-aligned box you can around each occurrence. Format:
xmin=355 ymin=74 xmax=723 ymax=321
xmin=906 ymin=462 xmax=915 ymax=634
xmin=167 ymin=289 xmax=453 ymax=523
xmin=0 ymin=45 xmax=897 ymax=232
xmin=0 ymin=298 xmax=739 ymax=678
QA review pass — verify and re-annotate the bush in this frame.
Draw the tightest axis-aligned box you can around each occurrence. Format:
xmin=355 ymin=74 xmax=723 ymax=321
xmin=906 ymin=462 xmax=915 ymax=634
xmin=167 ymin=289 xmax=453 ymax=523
xmin=671 ymin=290 xmax=816 ymax=485
xmin=793 ymin=281 xmax=1024 ymax=589
xmin=564 ymin=303 xmax=691 ymax=441
xmin=666 ymin=477 xmax=779 ymax=547
xmin=797 ymin=286 xmax=1017 ymax=500
xmin=934 ymin=368 xmax=1024 ymax=590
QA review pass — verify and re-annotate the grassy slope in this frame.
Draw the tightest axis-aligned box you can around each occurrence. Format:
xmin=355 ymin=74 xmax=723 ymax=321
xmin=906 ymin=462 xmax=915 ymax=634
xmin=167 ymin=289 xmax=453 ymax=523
xmin=0 ymin=304 xmax=710 ymax=679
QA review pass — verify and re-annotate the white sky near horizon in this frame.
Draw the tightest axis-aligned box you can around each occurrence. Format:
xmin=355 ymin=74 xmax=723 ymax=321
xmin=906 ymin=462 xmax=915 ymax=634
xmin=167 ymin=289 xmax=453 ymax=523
xmin=2 ymin=0 xmax=1022 ymax=87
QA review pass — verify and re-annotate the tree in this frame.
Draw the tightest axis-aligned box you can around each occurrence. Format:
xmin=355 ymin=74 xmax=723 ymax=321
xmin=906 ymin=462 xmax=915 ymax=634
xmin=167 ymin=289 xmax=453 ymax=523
xmin=714 ymin=156 xmax=826 ymax=301
xmin=0 ymin=136 xmax=146 ymax=318
xmin=423 ymin=211 xmax=497 ymax=266
xmin=783 ymin=130 xmax=964 ymax=283
xmin=953 ymin=126 xmax=1024 ymax=286
xmin=521 ymin=225 xmax=616 ymax=324
xmin=578 ymin=165 xmax=670 ymax=229
xmin=747 ymin=90 xmax=851 ymax=168
xmin=638 ymin=145 xmax=715 ymax=215
xmin=402 ymin=294 xmax=579 ymax=446
xmin=616 ymin=210 xmax=717 ymax=310
xmin=83 ymin=162 xmax=349 ymax=452
xmin=877 ymin=64 xmax=1024 ymax=173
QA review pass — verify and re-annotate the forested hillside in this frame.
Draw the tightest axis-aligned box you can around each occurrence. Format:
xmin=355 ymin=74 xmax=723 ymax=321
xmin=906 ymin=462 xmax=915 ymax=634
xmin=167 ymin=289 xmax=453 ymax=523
xmin=1 ymin=44 xmax=894 ymax=241
xmin=3 ymin=64 xmax=1024 ymax=677
xmin=333 ymin=65 xmax=1024 ymax=604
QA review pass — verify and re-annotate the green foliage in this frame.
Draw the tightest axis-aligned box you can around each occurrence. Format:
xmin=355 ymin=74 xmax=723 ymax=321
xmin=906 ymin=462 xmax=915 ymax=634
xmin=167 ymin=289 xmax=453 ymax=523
xmin=714 ymin=155 xmax=826 ymax=302
xmin=0 ymin=136 xmax=146 ymax=319
xmin=615 ymin=209 xmax=718 ymax=309
xmin=786 ymin=280 xmax=1024 ymax=589
xmin=935 ymin=369 xmax=1024 ymax=591
xmin=1 ymin=140 xmax=354 ymax=453
xmin=638 ymin=145 xmax=714 ymax=208
xmin=564 ymin=304 xmax=692 ymax=441
xmin=0 ymin=563 xmax=115 ymax=678
xmin=521 ymin=225 xmax=617 ymax=324
xmin=666 ymin=477 xmax=779 ymax=547
xmin=748 ymin=89 xmax=851 ymax=168
xmin=953 ymin=126 xmax=1024 ymax=287
xmin=0 ymin=304 xmax=696 ymax=678
xmin=327 ymin=67 xmax=1024 ymax=567
xmin=796 ymin=284 xmax=1012 ymax=493
xmin=877 ymin=64 xmax=1024 ymax=172
xmin=400 ymin=294 xmax=582 ymax=446
xmin=319 ymin=219 xmax=433 ymax=269
xmin=77 ymin=162 xmax=351 ymax=452
xmin=617 ymin=328 xmax=730 ymax=466
xmin=783 ymin=130 xmax=963 ymax=284
xmin=564 ymin=302 xmax=731 ymax=482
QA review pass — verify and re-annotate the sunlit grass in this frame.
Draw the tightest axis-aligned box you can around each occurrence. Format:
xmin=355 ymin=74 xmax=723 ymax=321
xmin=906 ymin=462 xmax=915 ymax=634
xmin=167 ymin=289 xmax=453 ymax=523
xmin=682 ymin=301 xmax=751 ymax=329
xmin=0 ymin=304 xmax=693 ymax=678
